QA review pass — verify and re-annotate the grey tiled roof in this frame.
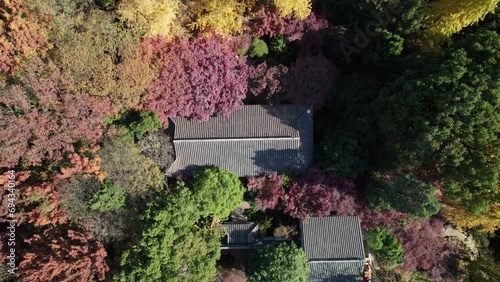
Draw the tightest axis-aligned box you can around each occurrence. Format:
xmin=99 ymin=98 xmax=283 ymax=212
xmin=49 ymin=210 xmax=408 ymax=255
xmin=221 ymin=222 xmax=259 ymax=245
xmin=167 ymin=105 xmax=313 ymax=176
xmin=300 ymin=216 xmax=365 ymax=282
xmin=309 ymin=260 xmax=365 ymax=282
xmin=300 ymin=216 xmax=365 ymax=260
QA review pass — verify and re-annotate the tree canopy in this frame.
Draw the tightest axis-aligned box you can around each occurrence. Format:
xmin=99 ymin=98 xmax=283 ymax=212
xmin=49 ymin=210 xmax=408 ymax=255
xmin=143 ymin=36 xmax=249 ymax=126
xmin=99 ymin=133 xmax=165 ymax=197
xmin=0 ymin=0 xmax=51 ymax=75
xmin=116 ymin=183 xmax=221 ymax=282
xmin=376 ymin=31 xmax=500 ymax=214
xmin=191 ymin=167 xmax=245 ymax=218
xmin=421 ymin=0 xmax=500 ymax=48
xmin=366 ymin=173 xmax=440 ymax=218
xmin=117 ymin=0 xmax=181 ymax=37
xmin=0 ymin=59 xmax=112 ymax=168
xmin=246 ymin=243 xmax=310 ymax=282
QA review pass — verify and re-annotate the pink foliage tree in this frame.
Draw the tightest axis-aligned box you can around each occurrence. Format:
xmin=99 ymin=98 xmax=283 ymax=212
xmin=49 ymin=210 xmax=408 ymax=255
xmin=283 ymin=169 xmax=359 ymax=219
xmin=396 ymin=218 xmax=456 ymax=281
xmin=143 ymin=36 xmax=250 ymax=126
xmin=357 ymin=206 xmax=409 ymax=231
xmin=248 ymin=8 xmax=328 ymax=41
xmin=0 ymin=59 xmax=113 ymax=168
xmin=284 ymin=182 xmax=336 ymax=219
xmin=247 ymin=172 xmax=285 ymax=211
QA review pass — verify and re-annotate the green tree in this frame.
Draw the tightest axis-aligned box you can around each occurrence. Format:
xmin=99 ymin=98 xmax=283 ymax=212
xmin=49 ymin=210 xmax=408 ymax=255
xmin=365 ymin=227 xmax=404 ymax=268
xmin=320 ymin=73 xmax=381 ymax=176
xmin=246 ymin=243 xmax=310 ymax=282
xmin=116 ymin=184 xmax=221 ymax=282
xmin=89 ymin=180 xmax=126 ymax=212
xmin=248 ymin=38 xmax=269 ymax=58
xmin=320 ymin=0 xmax=424 ymax=35
xmin=376 ymin=31 xmax=500 ymax=214
xmin=467 ymin=255 xmax=500 ymax=281
xmin=191 ymin=168 xmax=245 ymax=218
xmin=363 ymin=28 xmax=404 ymax=65
xmin=128 ymin=111 xmax=162 ymax=138
xmin=366 ymin=173 xmax=440 ymax=218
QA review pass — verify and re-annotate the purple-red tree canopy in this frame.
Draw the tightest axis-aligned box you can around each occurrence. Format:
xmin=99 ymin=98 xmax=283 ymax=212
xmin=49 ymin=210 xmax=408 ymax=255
xmin=143 ymin=36 xmax=250 ymax=126
xmin=283 ymin=169 xmax=359 ymax=219
xmin=396 ymin=218 xmax=456 ymax=281
xmin=247 ymin=172 xmax=285 ymax=211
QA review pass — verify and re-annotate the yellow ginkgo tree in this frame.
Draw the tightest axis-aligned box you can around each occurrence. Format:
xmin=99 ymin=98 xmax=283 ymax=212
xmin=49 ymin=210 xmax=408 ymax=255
xmin=421 ymin=0 xmax=499 ymax=48
xmin=189 ymin=0 xmax=246 ymax=37
xmin=441 ymin=202 xmax=500 ymax=233
xmin=273 ymin=0 xmax=312 ymax=19
xmin=117 ymin=0 xmax=182 ymax=37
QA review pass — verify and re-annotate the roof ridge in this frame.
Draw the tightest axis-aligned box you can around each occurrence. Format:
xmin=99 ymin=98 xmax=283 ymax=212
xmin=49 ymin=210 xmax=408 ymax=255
xmin=309 ymin=259 xmax=365 ymax=263
xmin=174 ymin=137 xmax=300 ymax=142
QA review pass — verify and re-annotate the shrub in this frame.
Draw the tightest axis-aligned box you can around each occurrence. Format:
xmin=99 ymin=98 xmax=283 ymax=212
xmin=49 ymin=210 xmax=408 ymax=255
xmin=248 ymin=38 xmax=269 ymax=58
xmin=270 ymin=35 xmax=289 ymax=54
xmin=128 ymin=111 xmax=162 ymax=138
xmin=273 ymin=225 xmax=297 ymax=238
xmin=366 ymin=227 xmax=404 ymax=268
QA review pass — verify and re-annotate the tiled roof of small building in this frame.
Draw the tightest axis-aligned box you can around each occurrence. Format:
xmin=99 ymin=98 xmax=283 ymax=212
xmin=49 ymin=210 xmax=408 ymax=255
xmin=301 ymin=216 xmax=365 ymax=260
xmin=300 ymin=216 xmax=366 ymax=282
xmin=221 ymin=222 xmax=259 ymax=245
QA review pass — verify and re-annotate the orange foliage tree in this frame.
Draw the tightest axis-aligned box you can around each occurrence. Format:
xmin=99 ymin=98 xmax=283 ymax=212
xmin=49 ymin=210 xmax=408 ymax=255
xmin=0 ymin=0 xmax=51 ymax=75
xmin=19 ymin=226 xmax=109 ymax=281
xmin=0 ymin=59 xmax=113 ymax=168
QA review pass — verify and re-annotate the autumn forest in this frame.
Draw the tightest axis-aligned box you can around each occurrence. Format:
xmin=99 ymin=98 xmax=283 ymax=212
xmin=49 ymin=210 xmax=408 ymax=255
xmin=0 ymin=0 xmax=499 ymax=281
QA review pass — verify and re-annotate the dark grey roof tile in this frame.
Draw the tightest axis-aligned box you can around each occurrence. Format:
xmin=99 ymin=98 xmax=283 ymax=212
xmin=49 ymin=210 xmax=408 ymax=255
xmin=309 ymin=260 xmax=365 ymax=282
xmin=300 ymin=216 xmax=365 ymax=261
xmin=167 ymin=105 xmax=313 ymax=176
xmin=221 ymin=222 xmax=259 ymax=245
